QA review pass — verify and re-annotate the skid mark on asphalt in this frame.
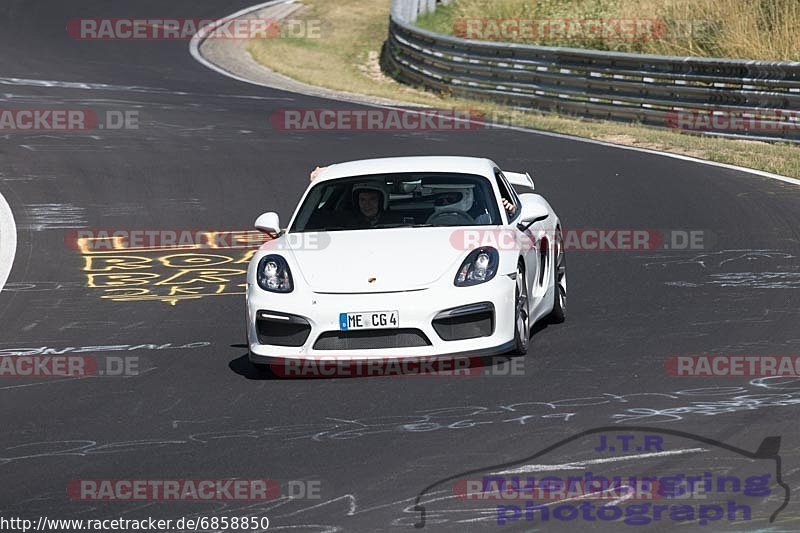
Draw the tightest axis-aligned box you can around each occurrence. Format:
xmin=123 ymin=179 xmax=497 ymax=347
xmin=639 ymin=249 xmax=800 ymax=289
xmin=494 ymin=447 xmax=707 ymax=474
xmin=641 ymin=249 xmax=798 ymax=270
xmin=17 ymin=203 xmax=87 ymax=230
xmin=679 ymin=272 xmax=800 ymax=289
xmin=0 ymin=76 xmax=179 ymax=93
xmin=0 ymin=76 xmax=295 ymax=102
xmin=0 ymin=171 xmax=57 ymax=182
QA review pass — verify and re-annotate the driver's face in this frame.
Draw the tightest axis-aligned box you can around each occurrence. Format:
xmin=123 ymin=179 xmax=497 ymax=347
xmin=358 ymin=191 xmax=380 ymax=218
xmin=442 ymin=192 xmax=460 ymax=204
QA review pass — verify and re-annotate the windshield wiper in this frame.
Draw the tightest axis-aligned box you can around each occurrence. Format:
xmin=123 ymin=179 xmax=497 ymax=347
xmin=372 ymin=223 xmax=437 ymax=229
xmin=294 ymin=226 xmax=349 ymax=232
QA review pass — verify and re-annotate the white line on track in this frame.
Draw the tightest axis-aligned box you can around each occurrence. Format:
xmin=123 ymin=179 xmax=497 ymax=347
xmin=0 ymin=189 xmax=17 ymax=293
xmin=189 ymin=1 xmax=800 ymax=188
xmin=493 ymin=447 xmax=708 ymax=474
xmin=189 ymin=0 xmax=293 ymax=82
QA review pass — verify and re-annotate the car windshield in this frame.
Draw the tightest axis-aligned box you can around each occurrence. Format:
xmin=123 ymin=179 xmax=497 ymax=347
xmin=290 ymin=172 xmax=502 ymax=232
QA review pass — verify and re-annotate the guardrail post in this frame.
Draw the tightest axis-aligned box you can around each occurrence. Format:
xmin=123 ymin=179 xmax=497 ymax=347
xmin=419 ymin=0 xmax=436 ymax=15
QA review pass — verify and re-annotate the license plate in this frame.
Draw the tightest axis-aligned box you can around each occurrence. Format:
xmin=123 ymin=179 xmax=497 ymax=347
xmin=339 ymin=311 xmax=399 ymax=330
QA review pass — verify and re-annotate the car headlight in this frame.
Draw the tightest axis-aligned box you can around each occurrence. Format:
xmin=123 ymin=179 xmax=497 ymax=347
xmin=257 ymin=255 xmax=293 ymax=293
xmin=454 ymin=247 xmax=499 ymax=286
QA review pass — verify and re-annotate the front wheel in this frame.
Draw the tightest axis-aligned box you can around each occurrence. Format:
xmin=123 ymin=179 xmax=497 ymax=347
xmin=247 ymin=321 xmax=272 ymax=375
xmin=511 ymin=263 xmax=530 ymax=355
xmin=250 ymin=357 xmax=270 ymax=373
xmin=548 ymin=230 xmax=567 ymax=323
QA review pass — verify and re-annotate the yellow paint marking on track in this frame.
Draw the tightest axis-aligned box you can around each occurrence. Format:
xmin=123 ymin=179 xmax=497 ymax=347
xmin=79 ymin=248 xmax=257 ymax=305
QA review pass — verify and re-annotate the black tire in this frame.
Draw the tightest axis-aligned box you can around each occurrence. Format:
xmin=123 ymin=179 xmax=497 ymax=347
xmin=548 ymin=230 xmax=567 ymax=324
xmin=247 ymin=322 xmax=273 ymax=375
xmin=249 ymin=354 xmax=282 ymax=378
xmin=250 ymin=357 xmax=270 ymax=373
xmin=511 ymin=262 xmax=530 ymax=355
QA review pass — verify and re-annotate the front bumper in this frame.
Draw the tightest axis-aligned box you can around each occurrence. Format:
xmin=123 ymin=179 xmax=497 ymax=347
xmin=247 ymin=275 xmax=518 ymax=361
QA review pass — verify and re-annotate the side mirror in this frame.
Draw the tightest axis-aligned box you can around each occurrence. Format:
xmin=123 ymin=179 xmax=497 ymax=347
xmin=516 ymin=193 xmax=549 ymax=231
xmin=254 ymin=212 xmax=281 ymax=234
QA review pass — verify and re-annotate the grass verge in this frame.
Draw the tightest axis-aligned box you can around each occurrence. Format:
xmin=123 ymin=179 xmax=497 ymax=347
xmin=415 ymin=0 xmax=800 ymax=60
xmin=247 ymin=0 xmax=800 ymax=178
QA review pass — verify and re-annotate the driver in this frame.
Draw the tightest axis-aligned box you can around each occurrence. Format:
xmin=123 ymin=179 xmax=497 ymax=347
xmin=426 ymin=187 xmax=474 ymax=224
xmin=351 ymin=182 xmax=398 ymax=228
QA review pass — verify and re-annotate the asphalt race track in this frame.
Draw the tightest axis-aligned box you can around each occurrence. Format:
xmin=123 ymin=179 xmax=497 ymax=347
xmin=1 ymin=1 xmax=799 ymax=531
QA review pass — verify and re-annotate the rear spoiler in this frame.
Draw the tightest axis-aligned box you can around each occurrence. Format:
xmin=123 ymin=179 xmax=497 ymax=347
xmin=503 ymin=171 xmax=535 ymax=191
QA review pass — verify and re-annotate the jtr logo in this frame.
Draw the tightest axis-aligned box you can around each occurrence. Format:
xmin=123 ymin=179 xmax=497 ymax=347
xmin=593 ymin=434 xmax=664 ymax=453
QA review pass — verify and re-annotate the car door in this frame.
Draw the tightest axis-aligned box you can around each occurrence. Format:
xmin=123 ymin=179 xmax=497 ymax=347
xmin=494 ymin=169 xmax=539 ymax=299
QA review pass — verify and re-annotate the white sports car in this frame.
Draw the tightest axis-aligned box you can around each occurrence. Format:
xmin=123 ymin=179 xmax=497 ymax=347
xmin=246 ymin=156 xmax=565 ymax=367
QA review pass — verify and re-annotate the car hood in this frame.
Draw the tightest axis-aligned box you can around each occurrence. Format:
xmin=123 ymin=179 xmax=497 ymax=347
xmin=278 ymin=227 xmax=471 ymax=293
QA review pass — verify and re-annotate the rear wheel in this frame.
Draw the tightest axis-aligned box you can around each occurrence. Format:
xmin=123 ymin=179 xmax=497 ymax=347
xmin=549 ymin=230 xmax=567 ymax=323
xmin=511 ymin=262 xmax=530 ymax=355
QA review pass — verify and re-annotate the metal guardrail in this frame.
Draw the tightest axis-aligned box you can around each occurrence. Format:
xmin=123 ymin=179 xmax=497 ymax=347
xmin=383 ymin=1 xmax=800 ymax=142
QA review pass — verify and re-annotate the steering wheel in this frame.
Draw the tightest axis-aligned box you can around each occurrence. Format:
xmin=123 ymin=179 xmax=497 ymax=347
xmin=426 ymin=210 xmax=475 ymax=226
